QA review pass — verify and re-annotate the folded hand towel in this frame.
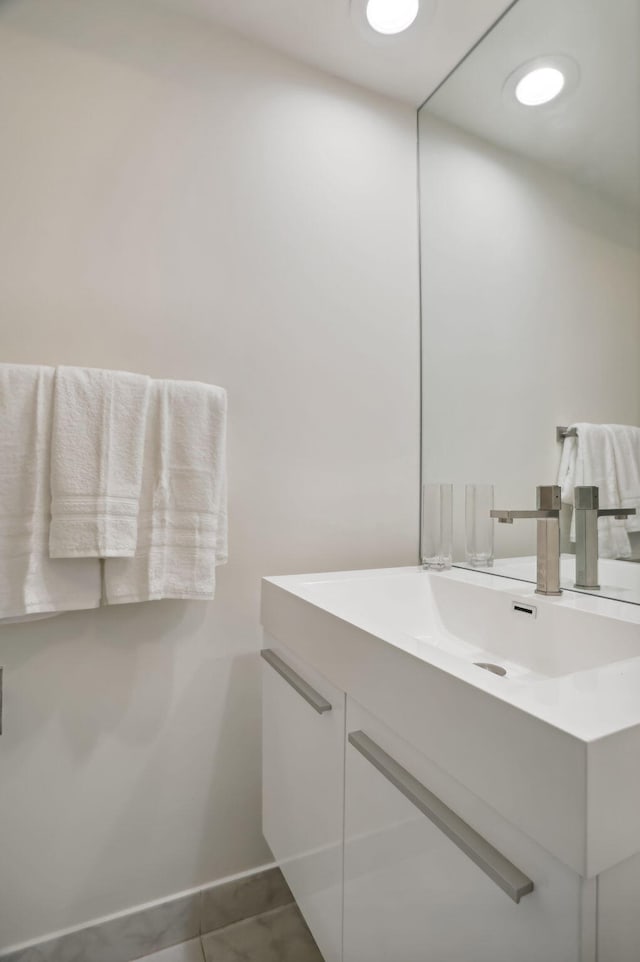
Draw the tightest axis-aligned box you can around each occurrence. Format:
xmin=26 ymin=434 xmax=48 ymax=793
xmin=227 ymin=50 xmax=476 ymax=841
xmin=0 ymin=364 xmax=101 ymax=619
xmin=103 ymin=379 xmax=227 ymax=604
xmin=557 ymin=422 xmax=634 ymax=558
xmin=49 ymin=366 xmax=151 ymax=558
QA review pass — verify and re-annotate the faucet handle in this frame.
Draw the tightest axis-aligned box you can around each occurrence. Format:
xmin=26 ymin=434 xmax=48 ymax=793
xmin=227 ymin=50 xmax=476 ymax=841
xmin=536 ymin=485 xmax=561 ymax=512
xmin=575 ymin=486 xmax=635 ymax=519
xmin=575 ymin=486 xmax=599 ymax=510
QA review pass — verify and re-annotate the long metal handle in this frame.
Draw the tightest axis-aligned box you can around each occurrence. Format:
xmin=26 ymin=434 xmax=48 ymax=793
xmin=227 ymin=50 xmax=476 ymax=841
xmin=261 ymin=649 xmax=332 ymax=715
xmin=348 ymin=731 xmax=534 ymax=904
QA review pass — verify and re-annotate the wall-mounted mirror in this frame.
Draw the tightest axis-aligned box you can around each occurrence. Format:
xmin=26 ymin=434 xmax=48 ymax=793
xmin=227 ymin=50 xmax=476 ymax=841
xmin=419 ymin=0 xmax=640 ymax=605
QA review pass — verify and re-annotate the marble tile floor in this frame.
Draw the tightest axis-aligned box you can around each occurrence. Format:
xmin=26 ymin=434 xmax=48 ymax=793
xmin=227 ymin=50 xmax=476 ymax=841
xmin=201 ymin=905 xmax=324 ymax=962
xmin=138 ymin=905 xmax=324 ymax=962
xmin=137 ymin=941 xmax=204 ymax=962
xmin=0 ymin=867 xmax=299 ymax=962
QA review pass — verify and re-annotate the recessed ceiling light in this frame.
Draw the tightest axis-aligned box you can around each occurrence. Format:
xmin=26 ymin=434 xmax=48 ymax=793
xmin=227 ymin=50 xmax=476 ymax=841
xmin=515 ymin=66 xmax=565 ymax=106
xmin=366 ymin=0 xmax=420 ymax=35
xmin=503 ymin=56 xmax=580 ymax=111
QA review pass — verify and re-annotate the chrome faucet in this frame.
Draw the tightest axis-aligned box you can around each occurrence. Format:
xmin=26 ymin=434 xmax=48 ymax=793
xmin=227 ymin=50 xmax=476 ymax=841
xmin=573 ymin=486 xmax=636 ymax=589
xmin=490 ymin=485 xmax=562 ymax=596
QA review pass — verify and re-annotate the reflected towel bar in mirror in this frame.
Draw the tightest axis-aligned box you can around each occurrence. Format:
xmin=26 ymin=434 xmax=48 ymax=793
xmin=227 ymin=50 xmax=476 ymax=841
xmin=556 ymin=426 xmax=578 ymax=442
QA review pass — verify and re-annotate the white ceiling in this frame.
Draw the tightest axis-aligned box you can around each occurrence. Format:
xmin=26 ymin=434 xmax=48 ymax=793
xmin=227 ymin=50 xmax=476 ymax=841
xmin=153 ymin=0 xmax=514 ymax=106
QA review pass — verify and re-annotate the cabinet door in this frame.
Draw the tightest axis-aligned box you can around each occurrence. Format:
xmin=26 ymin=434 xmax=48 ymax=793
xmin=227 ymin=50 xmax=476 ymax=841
xmin=343 ymin=699 xmax=584 ymax=962
xmin=598 ymin=851 xmax=640 ymax=962
xmin=262 ymin=636 xmax=345 ymax=962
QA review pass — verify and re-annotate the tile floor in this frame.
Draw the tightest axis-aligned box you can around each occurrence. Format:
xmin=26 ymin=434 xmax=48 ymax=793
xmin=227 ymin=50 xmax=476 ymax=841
xmin=201 ymin=904 xmax=323 ymax=962
xmin=138 ymin=905 xmax=324 ymax=962
xmin=139 ymin=940 xmax=204 ymax=962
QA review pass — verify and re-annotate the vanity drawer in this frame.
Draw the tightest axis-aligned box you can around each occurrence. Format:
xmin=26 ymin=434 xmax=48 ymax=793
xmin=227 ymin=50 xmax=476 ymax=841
xmin=343 ymin=698 xmax=586 ymax=962
xmin=262 ymin=635 xmax=345 ymax=962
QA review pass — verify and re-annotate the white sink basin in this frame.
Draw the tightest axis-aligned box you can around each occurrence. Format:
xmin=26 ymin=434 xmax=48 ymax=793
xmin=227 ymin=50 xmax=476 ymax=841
xmin=290 ymin=566 xmax=640 ymax=682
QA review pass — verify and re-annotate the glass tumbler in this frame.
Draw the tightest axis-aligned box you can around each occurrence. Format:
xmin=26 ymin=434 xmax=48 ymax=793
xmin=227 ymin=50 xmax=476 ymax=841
xmin=465 ymin=483 xmax=494 ymax=567
xmin=421 ymin=483 xmax=453 ymax=569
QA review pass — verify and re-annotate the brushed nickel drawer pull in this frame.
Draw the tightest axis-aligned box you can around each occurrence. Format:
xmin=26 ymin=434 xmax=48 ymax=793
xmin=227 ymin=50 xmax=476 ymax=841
xmin=261 ymin=649 xmax=332 ymax=715
xmin=348 ymin=730 xmax=534 ymax=904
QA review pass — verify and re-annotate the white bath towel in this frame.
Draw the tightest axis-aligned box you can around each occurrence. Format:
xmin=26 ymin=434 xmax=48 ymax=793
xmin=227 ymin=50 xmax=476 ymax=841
xmin=0 ymin=364 xmax=101 ymax=620
xmin=103 ymin=379 xmax=227 ymax=604
xmin=49 ymin=366 xmax=151 ymax=558
xmin=558 ymin=422 xmax=636 ymax=558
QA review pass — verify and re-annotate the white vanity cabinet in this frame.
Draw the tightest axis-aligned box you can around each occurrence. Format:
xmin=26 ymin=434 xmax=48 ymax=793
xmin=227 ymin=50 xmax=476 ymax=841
xmin=260 ymin=640 xmax=639 ymax=962
xmin=261 ymin=636 xmax=345 ymax=962
xmin=261 ymin=644 xmax=587 ymax=962
xmin=261 ymin=568 xmax=640 ymax=962
xmin=342 ymin=699 xmax=588 ymax=962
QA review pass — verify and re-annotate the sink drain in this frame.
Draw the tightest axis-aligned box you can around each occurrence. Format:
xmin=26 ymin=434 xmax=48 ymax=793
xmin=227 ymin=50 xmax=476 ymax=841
xmin=474 ymin=662 xmax=507 ymax=677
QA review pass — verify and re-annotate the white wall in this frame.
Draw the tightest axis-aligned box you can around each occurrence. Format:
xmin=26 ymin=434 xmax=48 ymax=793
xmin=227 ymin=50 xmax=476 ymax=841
xmin=419 ymin=113 xmax=640 ymax=560
xmin=0 ymin=1 xmax=420 ymax=948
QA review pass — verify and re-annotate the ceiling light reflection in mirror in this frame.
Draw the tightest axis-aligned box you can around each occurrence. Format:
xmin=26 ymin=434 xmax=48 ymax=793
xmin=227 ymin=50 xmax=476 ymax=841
xmin=515 ymin=66 xmax=565 ymax=104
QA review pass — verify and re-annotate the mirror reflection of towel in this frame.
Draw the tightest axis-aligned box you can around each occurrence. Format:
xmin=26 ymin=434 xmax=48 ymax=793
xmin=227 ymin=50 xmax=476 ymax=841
xmin=609 ymin=424 xmax=640 ymax=534
xmin=558 ymin=423 xmax=640 ymax=559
